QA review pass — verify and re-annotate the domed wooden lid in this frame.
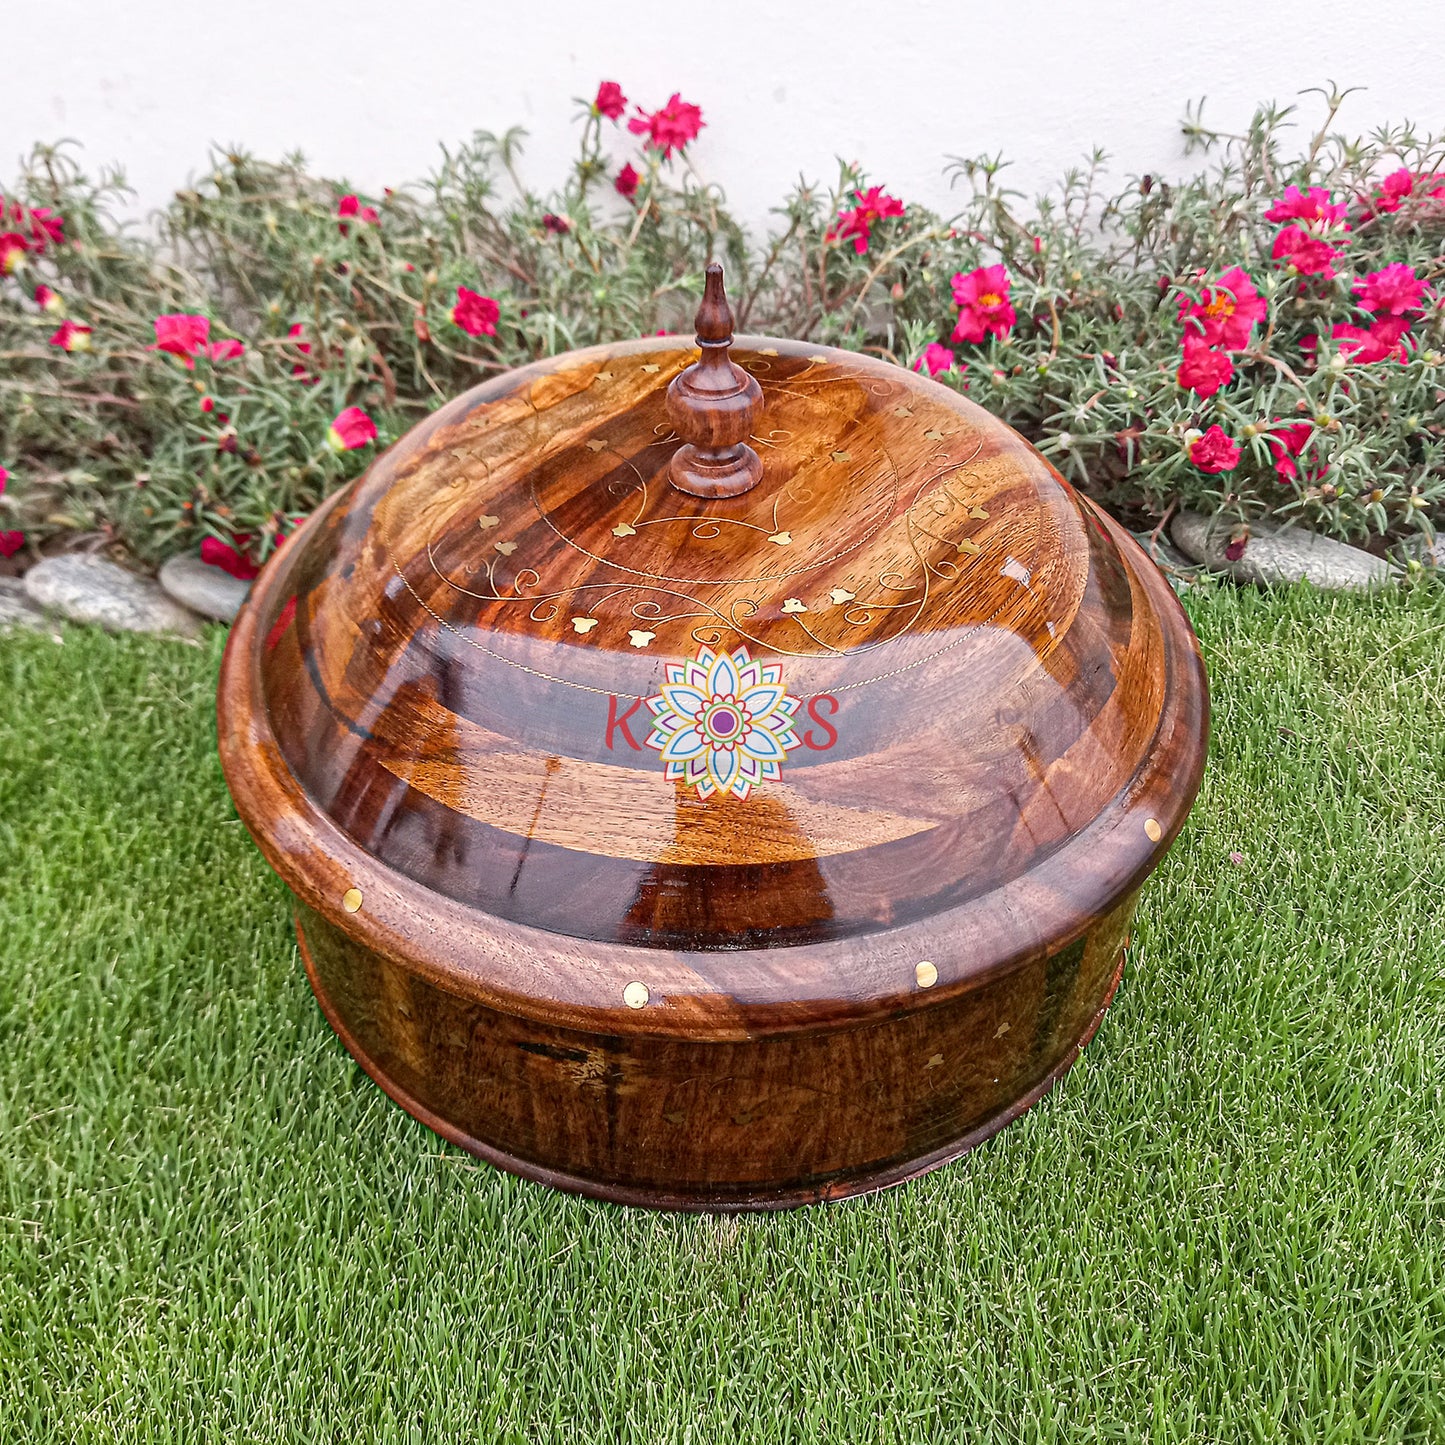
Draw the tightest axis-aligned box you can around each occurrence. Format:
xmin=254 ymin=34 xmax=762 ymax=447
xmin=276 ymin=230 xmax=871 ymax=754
xmin=218 ymin=269 xmax=1207 ymax=1034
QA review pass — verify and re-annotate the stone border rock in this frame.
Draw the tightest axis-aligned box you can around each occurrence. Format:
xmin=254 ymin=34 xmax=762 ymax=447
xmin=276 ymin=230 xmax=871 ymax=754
xmin=1171 ymin=510 xmax=1396 ymax=592
xmin=23 ymin=555 xmax=203 ymax=638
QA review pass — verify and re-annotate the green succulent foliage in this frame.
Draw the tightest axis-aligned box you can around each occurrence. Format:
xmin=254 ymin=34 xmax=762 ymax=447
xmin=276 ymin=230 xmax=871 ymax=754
xmin=0 ymin=85 xmax=1441 ymax=571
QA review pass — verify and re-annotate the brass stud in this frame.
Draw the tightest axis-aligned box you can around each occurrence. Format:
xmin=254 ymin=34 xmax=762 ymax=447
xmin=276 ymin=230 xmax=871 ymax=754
xmin=623 ymin=981 xmax=650 ymax=1009
xmin=915 ymin=961 xmax=938 ymax=989
xmin=342 ymin=887 xmax=363 ymax=913
xmin=1144 ymin=817 xmax=1163 ymax=843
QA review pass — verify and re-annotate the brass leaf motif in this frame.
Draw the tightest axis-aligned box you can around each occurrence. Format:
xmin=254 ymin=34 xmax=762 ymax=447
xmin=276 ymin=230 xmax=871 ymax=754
xmin=759 ymin=347 xmax=779 ymax=356
xmin=768 ymin=531 xmax=792 ymax=546
xmin=640 ymin=363 xmax=661 ymax=374
xmin=571 ymin=617 xmax=599 ymax=634
xmin=831 ymin=450 xmax=852 ymax=463
xmin=956 ymin=538 xmax=982 ymax=556
xmin=923 ymin=428 xmax=947 ymax=442
xmin=612 ymin=523 xmax=637 ymax=538
xmin=494 ymin=541 xmax=518 ymax=556
xmin=970 ymin=506 xmax=990 ymax=520
xmin=807 ymin=354 xmax=827 ymax=364
xmin=893 ymin=405 xmax=914 ymax=418
xmin=477 ymin=514 xmax=500 ymax=529
xmin=781 ymin=598 xmax=808 ymax=614
xmin=828 ymin=588 xmax=856 ymax=606
xmin=595 ymin=370 xmax=614 ymax=381
xmin=628 ymin=629 xmax=656 ymax=648
xmin=585 ymin=440 xmax=608 ymax=452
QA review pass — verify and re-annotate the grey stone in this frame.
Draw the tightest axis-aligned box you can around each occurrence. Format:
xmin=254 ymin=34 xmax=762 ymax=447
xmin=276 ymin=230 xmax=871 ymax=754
xmin=1171 ymin=510 xmax=1395 ymax=591
xmin=159 ymin=553 xmax=251 ymax=622
xmin=23 ymin=555 xmax=203 ymax=637
xmin=0 ymin=576 xmax=48 ymax=630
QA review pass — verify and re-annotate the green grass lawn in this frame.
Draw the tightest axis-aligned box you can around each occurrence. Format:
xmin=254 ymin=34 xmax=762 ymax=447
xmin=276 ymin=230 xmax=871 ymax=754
xmin=1 ymin=583 xmax=1443 ymax=1443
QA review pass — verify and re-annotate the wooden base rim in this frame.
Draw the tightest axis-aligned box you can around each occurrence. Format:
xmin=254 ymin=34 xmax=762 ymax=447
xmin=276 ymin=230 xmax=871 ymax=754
xmin=298 ymin=916 xmax=1126 ymax=1213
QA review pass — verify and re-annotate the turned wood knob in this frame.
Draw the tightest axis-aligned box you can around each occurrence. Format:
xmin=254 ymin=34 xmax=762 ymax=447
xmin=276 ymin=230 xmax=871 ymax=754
xmin=666 ymin=263 xmax=763 ymax=499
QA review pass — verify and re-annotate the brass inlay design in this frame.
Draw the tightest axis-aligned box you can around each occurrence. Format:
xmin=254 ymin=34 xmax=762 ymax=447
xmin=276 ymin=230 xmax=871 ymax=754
xmin=342 ymin=887 xmax=363 ymax=913
xmin=1144 ymin=817 xmax=1163 ymax=842
xmin=915 ymin=960 xmax=938 ymax=988
xmin=623 ymin=981 xmax=650 ymax=1009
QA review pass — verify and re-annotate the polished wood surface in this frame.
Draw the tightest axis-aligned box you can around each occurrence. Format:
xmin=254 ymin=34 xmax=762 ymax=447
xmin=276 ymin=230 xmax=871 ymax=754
xmin=665 ymin=263 xmax=763 ymax=498
xmin=216 ymin=320 xmax=1209 ymax=1208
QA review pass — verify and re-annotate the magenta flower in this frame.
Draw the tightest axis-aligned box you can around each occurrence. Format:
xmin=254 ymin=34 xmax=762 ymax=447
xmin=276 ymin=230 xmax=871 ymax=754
xmin=327 ymin=406 xmax=377 ymax=452
xmin=48 ymin=319 xmax=92 ymax=352
xmin=337 ymin=195 xmax=380 ymax=233
xmin=1271 ymin=225 xmax=1344 ymax=279
xmin=950 ymin=265 xmax=1015 ymax=345
xmin=614 ymin=163 xmax=641 ymax=200
xmin=1353 ymin=263 xmax=1426 ymax=316
xmin=627 ymin=93 xmax=704 ymax=158
xmin=1188 ymin=425 xmax=1241 ymax=474
xmin=450 ymin=286 xmax=500 ymax=337
xmin=913 ymin=343 xmax=956 ymax=377
xmin=1178 ymin=266 xmax=1266 ymax=349
xmin=594 ymin=81 xmax=627 ymax=120
xmin=1176 ymin=336 xmax=1234 ymax=397
xmin=200 ymin=534 xmax=261 ymax=581
xmin=34 ymin=283 xmax=63 ymax=315
xmin=0 ymin=233 xmax=28 ymax=274
xmin=1264 ymin=186 xmax=1349 ymax=228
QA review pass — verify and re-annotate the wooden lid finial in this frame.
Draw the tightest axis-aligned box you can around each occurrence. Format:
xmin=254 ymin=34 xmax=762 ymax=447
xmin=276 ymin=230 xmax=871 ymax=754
xmin=665 ymin=263 xmax=763 ymax=498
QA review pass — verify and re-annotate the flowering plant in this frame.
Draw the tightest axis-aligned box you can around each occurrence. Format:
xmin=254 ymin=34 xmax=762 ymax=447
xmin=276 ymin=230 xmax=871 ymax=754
xmin=0 ymin=84 xmax=1441 ymax=574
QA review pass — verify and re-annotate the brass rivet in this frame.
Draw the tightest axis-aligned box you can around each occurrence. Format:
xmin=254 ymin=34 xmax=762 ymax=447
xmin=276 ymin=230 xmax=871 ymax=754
xmin=915 ymin=961 xmax=938 ymax=989
xmin=1144 ymin=817 xmax=1163 ymax=843
xmin=623 ymin=981 xmax=650 ymax=1009
xmin=342 ymin=887 xmax=363 ymax=913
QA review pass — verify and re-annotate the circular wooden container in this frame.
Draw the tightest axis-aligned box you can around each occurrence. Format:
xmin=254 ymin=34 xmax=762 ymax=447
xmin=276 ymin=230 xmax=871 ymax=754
xmin=218 ymin=272 xmax=1207 ymax=1210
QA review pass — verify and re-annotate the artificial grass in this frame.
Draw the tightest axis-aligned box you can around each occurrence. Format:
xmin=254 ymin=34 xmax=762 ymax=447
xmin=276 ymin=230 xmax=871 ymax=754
xmin=0 ymin=583 xmax=1442 ymax=1444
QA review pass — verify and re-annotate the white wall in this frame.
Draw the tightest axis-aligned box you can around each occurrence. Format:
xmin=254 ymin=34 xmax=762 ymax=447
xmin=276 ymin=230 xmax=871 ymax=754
xmin=10 ymin=0 xmax=1445 ymax=233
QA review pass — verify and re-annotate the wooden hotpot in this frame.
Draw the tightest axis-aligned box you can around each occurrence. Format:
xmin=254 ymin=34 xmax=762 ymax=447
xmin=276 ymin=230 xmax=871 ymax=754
xmin=218 ymin=267 xmax=1208 ymax=1210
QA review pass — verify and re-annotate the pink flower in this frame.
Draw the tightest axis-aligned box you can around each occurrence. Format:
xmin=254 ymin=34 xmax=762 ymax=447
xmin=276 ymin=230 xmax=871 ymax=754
xmin=1267 ymin=422 xmax=1320 ymax=484
xmin=1353 ymin=262 xmax=1426 ymax=316
xmin=614 ymin=162 xmax=641 ymax=200
xmin=1178 ymin=266 xmax=1266 ymax=349
xmin=337 ymin=195 xmax=379 ymax=233
xmin=1369 ymin=167 xmax=1445 ymax=214
xmin=327 ymin=405 xmax=377 ymax=452
xmin=1271 ymin=225 xmax=1344 ymax=279
xmin=1331 ymin=317 xmax=1412 ymax=365
xmin=827 ymin=185 xmax=906 ymax=255
xmin=594 ymin=81 xmax=627 ymax=120
xmin=913 ymin=343 xmax=955 ymax=377
xmin=0 ymin=465 xmax=6 ymax=495
xmin=48 ymin=319 xmax=92 ymax=352
xmin=27 ymin=207 xmax=64 ymax=249
xmin=1188 ymin=425 xmax=1241 ymax=474
xmin=0 ymin=530 xmax=23 ymax=559
xmin=1264 ymin=186 xmax=1349 ymax=228
xmin=151 ymin=313 xmax=210 ymax=366
xmin=1176 ymin=336 xmax=1234 ymax=396
xmin=450 ymin=286 xmax=499 ymax=337
xmin=149 ymin=313 xmax=242 ymax=367
xmin=200 ymin=534 xmax=261 ymax=581
xmin=627 ymin=93 xmax=705 ymax=158
xmin=287 ymin=322 xmax=317 ymax=382
xmin=33 ymin=283 xmax=63 ymax=314
xmin=541 ymin=212 xmax=571 ymax=235
xmin=0 ymin=233 xmax=27 ymax=274
xmin=950 ymin=264 xmax=1015 ymax=345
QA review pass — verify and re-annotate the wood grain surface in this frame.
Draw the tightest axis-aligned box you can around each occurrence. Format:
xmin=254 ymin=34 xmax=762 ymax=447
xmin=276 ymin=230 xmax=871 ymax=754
xmin=216 ymin=329 xmax=1208 ymax=1207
